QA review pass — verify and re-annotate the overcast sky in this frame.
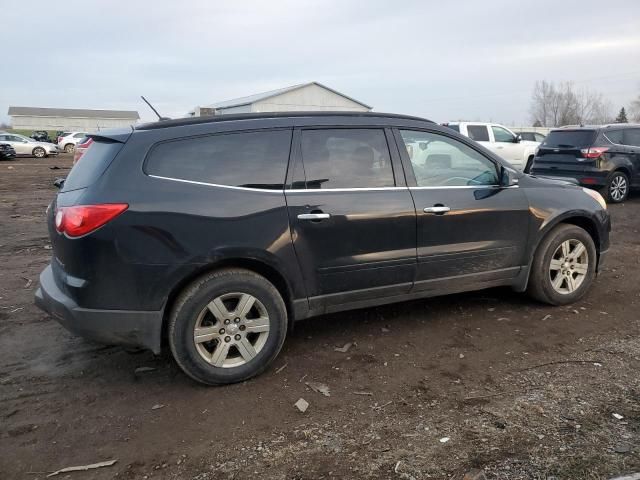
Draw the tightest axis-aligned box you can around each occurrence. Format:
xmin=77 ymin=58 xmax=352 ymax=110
xmin=1 ymin=0 xmax=639 ymax=125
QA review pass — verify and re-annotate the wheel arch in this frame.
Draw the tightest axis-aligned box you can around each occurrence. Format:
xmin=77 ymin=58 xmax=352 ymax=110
xmin=160 ymin=257 xmax=297 ymax=347
xmin=516 ymin=213 xmax=602 ymax=292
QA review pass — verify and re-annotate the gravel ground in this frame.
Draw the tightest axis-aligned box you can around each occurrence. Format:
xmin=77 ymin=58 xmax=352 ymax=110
xmin=1 ymin=155 xmax=639 ymax=480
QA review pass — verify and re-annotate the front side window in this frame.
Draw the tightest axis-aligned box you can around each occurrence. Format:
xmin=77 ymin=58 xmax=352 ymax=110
xmin=534 ymin=133 xmax=546 ymax=142
xmin=467 ymin=125 xmax=490 ymax=142
xmin=399 ymin=130 xmax=499 ymax=187
xmin=145 ymin=129 xmax=292 ymax=189
xmin=492 ymin=126 xmax=515 ymax=143
xmin=300 ymin=129 xmax=394 ymax=189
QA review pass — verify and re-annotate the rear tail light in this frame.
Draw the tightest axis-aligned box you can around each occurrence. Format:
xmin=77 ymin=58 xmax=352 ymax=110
xmin=57 ymin=136 xmax=62 ymax=144
xmin=73 ymin=138 xmax=93 ymax=165
xmin=55 ymin=204 xmax=128 ymax=237
xmin=580 ymin=146 xmax=609 ymax=159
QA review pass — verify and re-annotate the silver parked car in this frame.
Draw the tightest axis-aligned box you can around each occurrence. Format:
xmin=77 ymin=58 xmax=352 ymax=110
xmin=0 ymin=133 xmax=60 ymax=158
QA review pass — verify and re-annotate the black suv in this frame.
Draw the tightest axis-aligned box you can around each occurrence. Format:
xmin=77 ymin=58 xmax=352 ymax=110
xmin=35 ymin=112 xmax=610 ymax=385
xmin=530 ymin=124 xmax=640 ymax=203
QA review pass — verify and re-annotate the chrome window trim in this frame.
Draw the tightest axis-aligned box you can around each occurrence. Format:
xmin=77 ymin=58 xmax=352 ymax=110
xmin=602 ymin=130 xmax=629 ymax=147
xmin=287 ymin=186 xmax=406 ymax=193
xmin=149 ymin=174 xmax=517 ymax=192
xmin=148 ymin=175 xmax=285 ymax=193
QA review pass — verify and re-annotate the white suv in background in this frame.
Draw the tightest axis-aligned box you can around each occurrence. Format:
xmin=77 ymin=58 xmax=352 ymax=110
xmin=57 ymin=132 xmax=89 ymax=153
xmin=443 ymin=122 xmax=540 ymax=171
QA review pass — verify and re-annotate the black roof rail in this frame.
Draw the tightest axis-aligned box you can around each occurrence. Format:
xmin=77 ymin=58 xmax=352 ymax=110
xmin=135 ymin=111 xmax=434 ymax=130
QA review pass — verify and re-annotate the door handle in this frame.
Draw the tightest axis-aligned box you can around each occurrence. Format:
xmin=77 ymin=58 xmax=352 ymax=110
xmin=423 ymin=206 xmax=450 ymax=214
xmin=297 ymin=213 xmax=331 ymax=220
xmin=495 ymin=146 xmax=504 ymax=149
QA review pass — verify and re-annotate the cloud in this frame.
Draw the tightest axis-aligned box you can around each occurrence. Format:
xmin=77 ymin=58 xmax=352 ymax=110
xmin=1 ymin=0 xmax=639 ymax=124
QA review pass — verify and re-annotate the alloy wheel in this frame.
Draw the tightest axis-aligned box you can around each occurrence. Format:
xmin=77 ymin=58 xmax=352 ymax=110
xmin=548 ymin=239 xmax=589 ymax=294
xmin=610 ymin=175 xmax=627 ymax=202
xmin=193 ymin=292 xmax=270 ymax=368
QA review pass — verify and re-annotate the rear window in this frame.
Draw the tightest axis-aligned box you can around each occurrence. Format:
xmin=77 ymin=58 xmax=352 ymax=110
xmin=541 ymin=130 xmax=596 ymax=149
xmin=145 ymin=129 xmax=292 ymax=189
xmin=61 ymin=140 xmax=123 ymax=192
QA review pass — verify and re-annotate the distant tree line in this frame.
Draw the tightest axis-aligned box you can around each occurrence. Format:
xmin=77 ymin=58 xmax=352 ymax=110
xmin=530 ymin=80 xmax=640 ymax=127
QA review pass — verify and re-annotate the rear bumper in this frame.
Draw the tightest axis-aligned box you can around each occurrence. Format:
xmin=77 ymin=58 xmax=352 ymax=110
xmin=35 ymin=265 xmax=163 ymax=353
xmin=531 ymin=169 xmax=609 ymax=188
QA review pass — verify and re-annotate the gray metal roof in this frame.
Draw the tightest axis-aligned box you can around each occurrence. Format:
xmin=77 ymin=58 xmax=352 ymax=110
xmin=7 ymin=106 xmax=140 ymax=120
xmin=205 ymin=82 xmax=372 ymax=110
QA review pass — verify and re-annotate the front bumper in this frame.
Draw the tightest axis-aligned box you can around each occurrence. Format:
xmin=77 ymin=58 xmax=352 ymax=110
xmin=35 ymin=265 xmax=163 ymax=353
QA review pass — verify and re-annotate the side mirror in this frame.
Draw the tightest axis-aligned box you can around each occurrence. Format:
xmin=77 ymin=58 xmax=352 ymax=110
xmin=514 ymin=134 xmax=522 ymax=143
xmin=501 ymin=166 xmax=519 ymax=187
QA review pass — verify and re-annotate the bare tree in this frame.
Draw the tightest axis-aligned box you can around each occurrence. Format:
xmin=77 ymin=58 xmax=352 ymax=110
xmin=530 ymin=81 xmax=612 ymax=126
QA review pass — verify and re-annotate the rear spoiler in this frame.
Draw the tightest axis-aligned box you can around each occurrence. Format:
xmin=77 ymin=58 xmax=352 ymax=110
xmin=87 ymin=126 xmax=133 ymax=143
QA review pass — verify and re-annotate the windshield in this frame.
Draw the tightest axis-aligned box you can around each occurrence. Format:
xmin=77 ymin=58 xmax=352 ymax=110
xmin=541 ymin=130 xmax=596 ymax=149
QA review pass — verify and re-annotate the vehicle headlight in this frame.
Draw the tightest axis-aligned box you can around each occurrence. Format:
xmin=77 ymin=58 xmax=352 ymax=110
xmin=582 ymin=187 xmax=607 ymax=210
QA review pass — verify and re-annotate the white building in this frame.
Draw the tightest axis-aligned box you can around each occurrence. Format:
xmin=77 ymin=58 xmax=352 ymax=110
xmin=7 ymin=106 xmax=140 ymax=132
xmin=189 ymin=82 xmax=372 ymax=117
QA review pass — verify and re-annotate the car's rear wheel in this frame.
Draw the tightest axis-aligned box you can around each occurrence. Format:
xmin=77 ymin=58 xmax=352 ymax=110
xmin=527 ymin=224 xmax=596 ymax=305
xmin=64 ymin=143 xmax=75 ymax=154
xmin=605 ymin=171 xmax=629 ymax=203
xmin=32 ymin=147 xmax=46 ymax=158
xmin=168 ymin=268 xmax=288 ymax=385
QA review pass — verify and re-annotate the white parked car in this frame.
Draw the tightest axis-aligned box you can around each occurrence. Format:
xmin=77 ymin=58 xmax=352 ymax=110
xmin=442 ymin=122 xmax=539 ymax=171
xmin=0 ymin=133 xmax=60 ymax=158
xmin=57 ymin=131 xmax=89 ymax=153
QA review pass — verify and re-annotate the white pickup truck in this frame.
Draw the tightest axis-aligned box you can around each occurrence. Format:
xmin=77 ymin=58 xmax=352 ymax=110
xmin=442 ymin=122 xmax=539 ymax=172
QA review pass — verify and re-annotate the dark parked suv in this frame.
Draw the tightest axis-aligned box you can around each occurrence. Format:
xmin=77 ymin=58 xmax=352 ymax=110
xmin=35 ymin=112 xmax=611 ymax=385
xmin=530 ymin=124 xmax=640 ymax=203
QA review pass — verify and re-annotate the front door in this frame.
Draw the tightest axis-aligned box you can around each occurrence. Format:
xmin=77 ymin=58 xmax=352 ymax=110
xmin=285 ymin=127 xmax=417 ymax=311
xmin=491 ymin=125 xmax=524 ymax=170
xmin=394 ymin=128 xmax=530 ymax=293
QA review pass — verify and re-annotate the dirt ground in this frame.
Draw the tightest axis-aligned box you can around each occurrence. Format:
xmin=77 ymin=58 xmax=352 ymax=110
xmin=1 ymin=154 xmax=639 ymax=480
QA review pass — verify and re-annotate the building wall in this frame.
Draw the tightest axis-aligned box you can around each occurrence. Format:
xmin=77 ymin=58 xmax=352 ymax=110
xmin=214 ymin=105 xmax=252 ymax=115
xmin=10 ymin=116 xmax=137 ymax=132
xmin=251 ymin=83 xmax=370 ymax=113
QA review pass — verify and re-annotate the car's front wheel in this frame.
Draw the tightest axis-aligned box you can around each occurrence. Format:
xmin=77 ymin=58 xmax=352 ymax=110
xmin=605 ymin=171 xmax=629 ymax=203
xmin=32 ymin=147 xmax=46 ymax=158
xmin=168 ymin=268 xmax=288 ymax=385
xmin=527 ymin=224 xmax=597 ymax=305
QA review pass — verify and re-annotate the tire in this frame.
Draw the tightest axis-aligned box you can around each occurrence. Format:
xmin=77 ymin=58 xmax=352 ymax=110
xmin=168 ymin=268 xmax=288 ymax=385
xmin=605 ymin=171 xmax=629 ymax=203
xmin=527 ymin=224 xmax=597 ymax=306
xmin=32 ymin=147 xmax=46 ymax=158
xmin=64 ymin=143 xmax=75 ymax=154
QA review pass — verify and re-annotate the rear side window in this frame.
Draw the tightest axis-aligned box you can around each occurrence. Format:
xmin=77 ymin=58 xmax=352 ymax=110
xmin=443 ymin=124 xmax=460 ymax=133
xmin=603 ymin=130 xmax=624 ymax=144
xmin=299 ymin=129 xmax=394 ymax=189
xmin=542 ymin=130 xmax=596 ymax=149
xmin=467 ymin=125 xmax=490 ymax=142
xmin=146 ymin=130 xmax=292 ymax=189
xmin=623 ymin=128 xmax=640 ymax=147
xmin=61 ymin=140 xmax=124 ymax=192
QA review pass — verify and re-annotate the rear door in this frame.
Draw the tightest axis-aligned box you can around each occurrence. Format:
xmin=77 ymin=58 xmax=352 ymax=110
xmin=285 ymin=127 xmax=417 ymax=310
xmin=531 ymin=129 xmax=597 ymax=177
xmin=490 ymin=125 xmax=524 ymax=169
xmin=394 ymin=128 xmax=530 ymax=292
